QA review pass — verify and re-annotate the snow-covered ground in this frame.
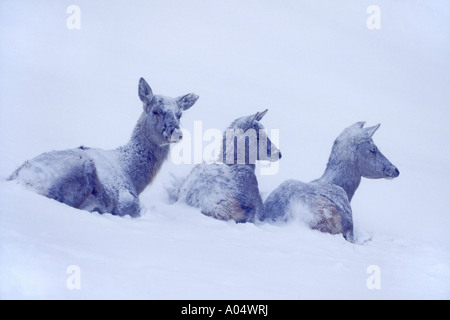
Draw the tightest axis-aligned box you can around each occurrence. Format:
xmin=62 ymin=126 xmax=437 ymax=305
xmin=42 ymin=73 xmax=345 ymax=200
xmin=1 ymin=0 xmax=449 ymax=299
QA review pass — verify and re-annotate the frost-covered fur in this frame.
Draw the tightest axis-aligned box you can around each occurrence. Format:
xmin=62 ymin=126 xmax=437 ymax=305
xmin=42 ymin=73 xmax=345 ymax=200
xmin=178 ymin=110 xmax=281 ymax=223
xmin=261 ymin=122 xmax=399 ymax=241
xmin=8 ymin=78 xmax=198 ymax=217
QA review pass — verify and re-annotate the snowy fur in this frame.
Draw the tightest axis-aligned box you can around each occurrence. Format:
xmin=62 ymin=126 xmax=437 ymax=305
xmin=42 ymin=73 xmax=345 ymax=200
xmin=8 ymin=78 xmax=198 ymax=217
xmin=178 ymin=110 xmax=281 ymax=223
xmin=261 ymin=122 xmax=399 ymax=241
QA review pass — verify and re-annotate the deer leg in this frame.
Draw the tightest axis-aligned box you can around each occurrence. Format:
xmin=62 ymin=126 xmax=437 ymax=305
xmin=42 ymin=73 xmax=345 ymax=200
xmin=47 ymin=158 xmax=99 ymax=210
xmin=115 ymin=189 xmax=141 ymax=217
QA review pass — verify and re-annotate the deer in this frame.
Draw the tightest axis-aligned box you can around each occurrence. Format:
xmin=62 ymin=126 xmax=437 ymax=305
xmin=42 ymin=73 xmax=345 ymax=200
xmin=8 ymin=77 xmax=199 ymax=217
xmin=260 ymin=122 xmax=399 ymax=242
xmin=177 ymin=109 xmax=282 ymax=223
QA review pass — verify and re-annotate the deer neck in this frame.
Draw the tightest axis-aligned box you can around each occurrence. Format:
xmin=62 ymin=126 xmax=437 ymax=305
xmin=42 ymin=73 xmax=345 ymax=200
xmin=220 ymin=136 xmax=257 ymax=171
xmin=118 ymin=121 xmax=170 ymax=195
xmin=319 ymin=158 xmax=361 ymax=202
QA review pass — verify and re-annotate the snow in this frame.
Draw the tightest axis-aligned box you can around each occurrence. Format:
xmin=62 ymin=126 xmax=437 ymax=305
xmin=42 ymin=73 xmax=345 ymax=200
xmin=2 ymin=180 xmax=449 ymax=299
xmin=1 ymin=0 xmax=450 ymax=299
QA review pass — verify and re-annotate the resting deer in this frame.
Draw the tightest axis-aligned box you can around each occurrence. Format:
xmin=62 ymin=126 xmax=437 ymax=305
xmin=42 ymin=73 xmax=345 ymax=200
xmin=178 ymin=110 xmax=282 ymax=223
xmin=260 ymin=122 xmax=399 ymax=241
xmin=8 ymin=78 xmax=198 ymax=217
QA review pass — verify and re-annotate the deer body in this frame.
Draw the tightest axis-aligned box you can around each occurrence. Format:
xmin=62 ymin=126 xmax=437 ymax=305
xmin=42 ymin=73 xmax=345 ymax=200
xmin=179 ymin=163 xmax=263 ymax=222
xmin=9 ymin=78 xmax=198 ymax=217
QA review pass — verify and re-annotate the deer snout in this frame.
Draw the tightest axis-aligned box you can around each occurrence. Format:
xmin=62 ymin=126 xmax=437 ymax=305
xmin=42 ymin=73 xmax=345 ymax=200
xmin=385 ymin=165 xmax=400 ymax=178
xmin=393 ymin=167 xmax=400 ymax=177
xmin=169 ymin=128 xmax=183 ymax=143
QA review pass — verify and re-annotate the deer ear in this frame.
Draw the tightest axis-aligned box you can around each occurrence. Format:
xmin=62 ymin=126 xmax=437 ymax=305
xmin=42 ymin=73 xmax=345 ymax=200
xmin=352 ymin=121 xmax=366 ymax=129
xmin=138 ymin=77 xmax=153 ymax=104
xmin=365 ymin=123 xmax=381 ymax=138
xmin=248 ymin=109 xmax=268 ymax=124
xmin=255 ymin=109 xmax=268 ymax=121
xmin=176 ymin=93 xmax=199 ymax=111
xmin=244 ymin=109 xmax=268 ymax=131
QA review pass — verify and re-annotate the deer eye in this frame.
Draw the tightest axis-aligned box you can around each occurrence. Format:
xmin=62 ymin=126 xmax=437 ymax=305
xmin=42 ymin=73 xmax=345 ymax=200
xmin=370 ymin=147 xmax=377 ymax=154
xmin=152 ymin=109 xmax=161 ymax=116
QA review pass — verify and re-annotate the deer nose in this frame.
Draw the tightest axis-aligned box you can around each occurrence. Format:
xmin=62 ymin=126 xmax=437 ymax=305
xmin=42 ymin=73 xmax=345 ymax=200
xmin=170 ymin=128 xmax=183 ymax=142
xmin=278 ymin=151 xmax=282 ymax=159
xmin=386 ymin=166 xmax=400 ymax=178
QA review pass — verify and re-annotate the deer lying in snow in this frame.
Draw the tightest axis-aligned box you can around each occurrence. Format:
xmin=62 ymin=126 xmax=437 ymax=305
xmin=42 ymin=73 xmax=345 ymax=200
xmin=8 ymin=78 xmax=198 ymax=217
xmin=178 ymin=109 xmax=282 ymax=223
xmin=260 ymin=122 xmax=399 ymax=242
